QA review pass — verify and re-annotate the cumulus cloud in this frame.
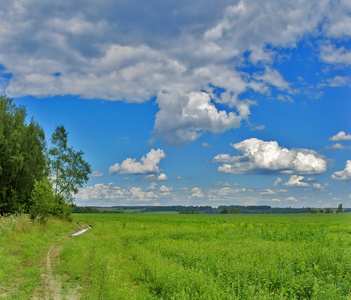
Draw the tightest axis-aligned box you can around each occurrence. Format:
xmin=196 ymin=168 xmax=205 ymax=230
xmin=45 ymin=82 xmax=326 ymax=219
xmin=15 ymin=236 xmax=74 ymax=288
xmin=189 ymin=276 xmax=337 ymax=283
xmin=331 ymin=160 xmax=351 ymax=181
xmin=284 ymin=175 xmax=310 ymax=187
xmin=312 ymin=183 xmax=325 ymax=190
xmin=1 ymin=0 xmax=350 ymax=145
xmin=330 ymin=143 xmax=351 ymax=150
xmin=214 ymin=138 xmax=327 ymax=175
xmin=78 ymin=183 xmax=129 ymax=201
xmin=77 ymin=182 xmax=174 ymax=204
xmin=109 ymin=149 xmax=166 ymax=175
xmin=147 ymin=182 xmax=157 ymax=190
xmin=329 ymin=131 xmax=351 ymax=141
xmin=190 ymin=187 xmax=205 ymax=198
xmin=154 ymin=91 xmax=249 ymax=145
xmin=160 ymin=185 xmax=173 ymax=192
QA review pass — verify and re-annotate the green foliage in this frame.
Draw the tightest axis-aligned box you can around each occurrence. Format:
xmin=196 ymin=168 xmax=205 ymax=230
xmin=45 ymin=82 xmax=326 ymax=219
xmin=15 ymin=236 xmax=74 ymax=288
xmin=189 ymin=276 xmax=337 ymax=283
xmin=219 ymin=207 xmax=228 ymax=214
xmin=229 ymin=206 xmax=242 ymax=214
xmin=336 ymin=203 xmax=343 ymax=213
xmin=57 ymin=213 xmax=351 ymax=299
xmin=49 ymin=125 xmax=91 ymax=204
xmin=30 ymin=179 xmax=73 ymax=223
xmin=0 ymin=96 xmax=91 ymax=220
xmin=30 ymin=179 xmax=55 ymax=224
xmin=0 ymin=95 xmax=48 ymax=214
xmin=52 ymin=194 xmax=73 ymax=220
xmin=0 ymin=214 xmax=81 ymax=299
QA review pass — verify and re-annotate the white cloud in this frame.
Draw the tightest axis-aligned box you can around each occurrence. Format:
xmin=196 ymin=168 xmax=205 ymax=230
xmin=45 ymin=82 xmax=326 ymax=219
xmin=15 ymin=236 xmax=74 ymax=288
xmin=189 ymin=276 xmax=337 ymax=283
xmin=91 ymin=171 xmax=104 ymax=177
xmin=78 ymin=183 xmax=129 ymax=201
xmin=250 ymin=125 xmax=266 ymax=131
xmin=146 ymin=182 xmax=157 ymax=190
xmin=1 ymin=0 xmax=349 ymax=146
xmin=260 ymin=189 xmax=276 ymax=195
xmin=160 ymin=185 xmax=173 ymax=192
xmin=132 ymin=173 xmax=168 ymax=181
xmin=214 ymin=138 xmax=327 ymax=175
xmin=214 ymin=181 xmax=231 ymax=187
xmin=286 ymin=197 xmax=299 ymax=202
xmin=154 ymin=91 xmax=248 ymax=145
xmin=276 ymin=94 xmax=294 ymax=102
xmin=284 ymin=175 xmax=309 ymax=187
xmin=312 ymin=183 xmax=325 ymax=190
xmin=319 ymin=76 xmax=351 ymax=87
xmin=274 ymin=177 xmax=282 ymax=186
xmin=202 ymin=142 xmax=212 ymax=148
xmin=207 ymin=187 xmax=251 ymax=202
xmin=331 ymin=160 xmax=351 ymax=181
xmin=331 ymin=143 xmax=351 ymax=150
xmin=260 ymin=188 xmax=287 ymax=195
xmin=329 ymin=131 xmax=351 ymax=141
xmin=157 ymin=173 xmax=168 ymax=181
xmin=190 ymin=187 xmax=205 ymax=198
xmin=253 ymin=66 xmax=290 ymax=91
xmin=270 ymin=198 xmax=281 ymax=202
xmin=319 ymin=42 xmax=351 ymax=65
xmin=109 ymin=149 xmax=166 ymax=175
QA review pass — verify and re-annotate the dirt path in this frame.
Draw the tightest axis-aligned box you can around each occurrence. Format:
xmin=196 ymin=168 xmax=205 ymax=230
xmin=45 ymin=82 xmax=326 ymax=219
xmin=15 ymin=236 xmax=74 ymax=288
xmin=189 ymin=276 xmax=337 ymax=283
xmin=33 ymin=245 xmax=80 ymax=300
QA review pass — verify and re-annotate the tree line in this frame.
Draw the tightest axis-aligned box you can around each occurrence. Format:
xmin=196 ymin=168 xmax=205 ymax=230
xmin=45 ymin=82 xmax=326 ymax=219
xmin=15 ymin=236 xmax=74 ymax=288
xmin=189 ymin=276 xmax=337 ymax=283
xmin=74 ymin=205 xmax=346 ymax=215
xmin=0 ymin=95 xmax=91 ymax=222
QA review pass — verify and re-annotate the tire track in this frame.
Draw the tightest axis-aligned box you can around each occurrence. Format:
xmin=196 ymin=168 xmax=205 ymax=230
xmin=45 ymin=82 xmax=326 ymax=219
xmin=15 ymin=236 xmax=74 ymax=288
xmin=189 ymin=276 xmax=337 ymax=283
xmin=33 ymin=245 xmax=80 ymax=300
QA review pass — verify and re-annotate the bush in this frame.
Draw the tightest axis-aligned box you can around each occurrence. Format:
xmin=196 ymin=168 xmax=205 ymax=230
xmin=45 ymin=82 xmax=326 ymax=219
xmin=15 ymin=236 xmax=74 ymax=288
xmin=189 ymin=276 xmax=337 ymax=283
xmin=30 ymin=179 xmax=55 ymax=224
xmin=52 ymin=194 xmax=73 ymax=221
xmin=30 ymin=179 xmax=73 ymax=223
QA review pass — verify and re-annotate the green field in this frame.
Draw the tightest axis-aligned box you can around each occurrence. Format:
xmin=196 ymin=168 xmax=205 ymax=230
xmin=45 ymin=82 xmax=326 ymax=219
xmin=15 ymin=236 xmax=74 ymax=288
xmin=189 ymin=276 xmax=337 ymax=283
xmin=2 ymin=213 xmax=351 ymax=299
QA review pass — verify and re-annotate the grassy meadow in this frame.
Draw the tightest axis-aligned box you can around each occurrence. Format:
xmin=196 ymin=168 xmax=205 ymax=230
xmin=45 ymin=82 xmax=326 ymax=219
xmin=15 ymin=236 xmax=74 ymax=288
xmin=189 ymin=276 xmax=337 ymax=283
xmin=2 ymin=213 xmax=351 ymax=299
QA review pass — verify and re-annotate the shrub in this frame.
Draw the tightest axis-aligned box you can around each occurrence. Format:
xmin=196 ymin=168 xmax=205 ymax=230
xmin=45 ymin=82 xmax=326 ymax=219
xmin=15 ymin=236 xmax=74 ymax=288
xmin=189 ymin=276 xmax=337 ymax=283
xmin=30 ymin=179 xmax=55 ymax=224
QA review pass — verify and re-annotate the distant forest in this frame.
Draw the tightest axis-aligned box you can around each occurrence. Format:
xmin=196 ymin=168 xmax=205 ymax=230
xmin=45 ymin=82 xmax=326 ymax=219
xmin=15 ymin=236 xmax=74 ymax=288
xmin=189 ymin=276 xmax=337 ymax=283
xmin=72 ymin=204 xmax=349 ymax=214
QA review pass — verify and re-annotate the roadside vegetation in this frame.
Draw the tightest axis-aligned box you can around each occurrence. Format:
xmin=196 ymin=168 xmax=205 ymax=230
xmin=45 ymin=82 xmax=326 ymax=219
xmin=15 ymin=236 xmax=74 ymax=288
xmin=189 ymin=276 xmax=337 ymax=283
xmin=0 ymin=214 xmax=84 ymax=299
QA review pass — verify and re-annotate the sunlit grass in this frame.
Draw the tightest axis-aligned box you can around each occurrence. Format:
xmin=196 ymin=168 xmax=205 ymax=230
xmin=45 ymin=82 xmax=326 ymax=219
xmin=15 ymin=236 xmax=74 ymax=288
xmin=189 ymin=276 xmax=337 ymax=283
xmin=58 ymin=213 xmax=351 ymax=299
xmin=0 ymin=214 xmax=81 ymax=299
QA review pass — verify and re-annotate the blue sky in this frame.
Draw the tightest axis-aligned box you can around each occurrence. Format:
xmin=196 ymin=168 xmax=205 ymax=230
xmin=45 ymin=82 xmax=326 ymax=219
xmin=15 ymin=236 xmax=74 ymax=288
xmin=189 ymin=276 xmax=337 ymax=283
xmin=1 ymin=0 xmax=350 ymax=208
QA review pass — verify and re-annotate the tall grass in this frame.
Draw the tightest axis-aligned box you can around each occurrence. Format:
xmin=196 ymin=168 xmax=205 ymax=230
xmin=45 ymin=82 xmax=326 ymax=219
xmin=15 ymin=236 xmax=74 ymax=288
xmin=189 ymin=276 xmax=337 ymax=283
xmin=0 ymin=214 xmax=81 ymax=299
xmin=58 ymin=213 xmax=351 ymax=299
